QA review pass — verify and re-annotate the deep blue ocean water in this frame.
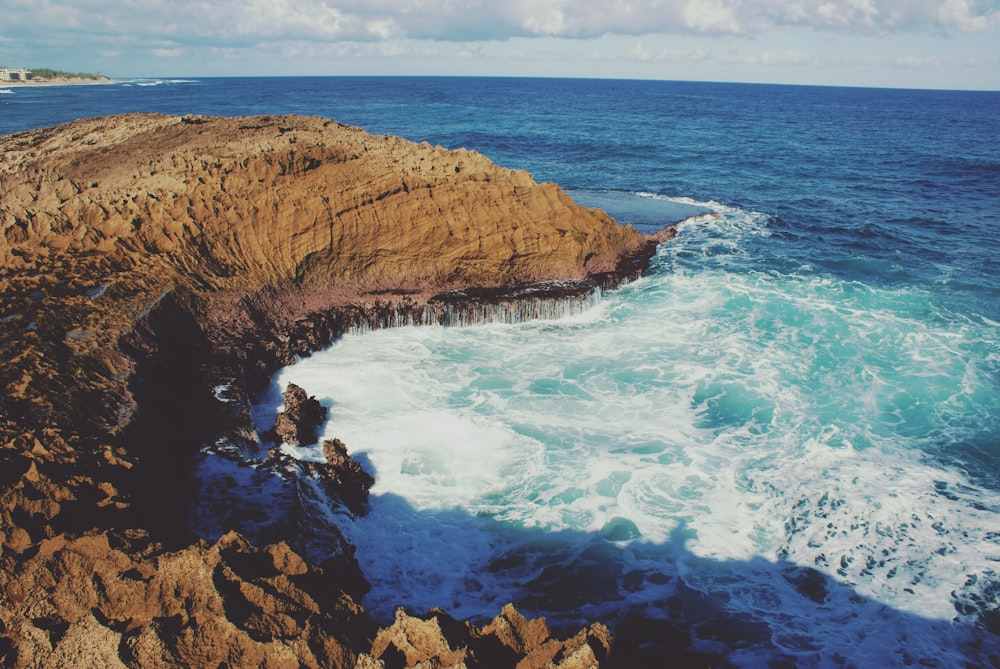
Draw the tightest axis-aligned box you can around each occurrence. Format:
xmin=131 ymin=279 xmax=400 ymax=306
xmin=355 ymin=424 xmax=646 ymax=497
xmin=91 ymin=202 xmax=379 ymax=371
xmin=4 ymin=77 xmax=999 ymax=667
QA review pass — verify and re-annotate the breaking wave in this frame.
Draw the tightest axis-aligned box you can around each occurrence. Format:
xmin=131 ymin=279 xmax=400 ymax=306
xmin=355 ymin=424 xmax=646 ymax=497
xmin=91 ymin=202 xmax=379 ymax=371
xmin=260 ymin=195 xmax=1000 ymax=667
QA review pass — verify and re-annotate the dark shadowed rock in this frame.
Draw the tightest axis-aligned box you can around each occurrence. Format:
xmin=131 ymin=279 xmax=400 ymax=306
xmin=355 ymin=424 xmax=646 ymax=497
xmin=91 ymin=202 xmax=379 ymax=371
xmin=268 ymin=383 xmax=328 ymax=446
xmin=304 ymin=438 xmax=374 ymax=517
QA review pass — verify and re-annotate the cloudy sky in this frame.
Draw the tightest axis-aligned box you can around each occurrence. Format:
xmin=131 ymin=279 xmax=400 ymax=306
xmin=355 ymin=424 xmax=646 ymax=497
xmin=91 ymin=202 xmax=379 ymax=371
xmin=2 ymin=0 xmax=998 ymax=90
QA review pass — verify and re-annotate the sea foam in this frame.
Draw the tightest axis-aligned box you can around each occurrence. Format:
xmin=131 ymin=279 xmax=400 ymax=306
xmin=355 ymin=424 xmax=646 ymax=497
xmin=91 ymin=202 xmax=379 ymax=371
xmin=258 ymin=198 xmax=1000 ymax=666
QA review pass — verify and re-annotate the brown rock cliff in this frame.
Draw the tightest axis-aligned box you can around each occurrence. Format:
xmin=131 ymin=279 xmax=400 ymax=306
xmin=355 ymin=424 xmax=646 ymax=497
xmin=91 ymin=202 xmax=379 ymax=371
xmin=0 ymin=113 xmax=668 ymax=667
xmin=1 ymin=113 xmax=644 ymax=291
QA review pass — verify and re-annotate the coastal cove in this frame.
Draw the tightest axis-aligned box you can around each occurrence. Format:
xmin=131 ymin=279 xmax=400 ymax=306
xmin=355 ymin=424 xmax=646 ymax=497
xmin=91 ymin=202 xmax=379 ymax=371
xmin=0 ymin=109 xmax=676 ymax=668
xmin=1 ymin=77 xmax=999 ymax=668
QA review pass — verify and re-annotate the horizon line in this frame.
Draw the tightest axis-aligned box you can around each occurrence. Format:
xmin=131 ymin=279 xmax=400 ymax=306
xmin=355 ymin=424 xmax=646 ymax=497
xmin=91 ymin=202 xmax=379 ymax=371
xmin=100 ymin=72 xmax=1000 ymax=94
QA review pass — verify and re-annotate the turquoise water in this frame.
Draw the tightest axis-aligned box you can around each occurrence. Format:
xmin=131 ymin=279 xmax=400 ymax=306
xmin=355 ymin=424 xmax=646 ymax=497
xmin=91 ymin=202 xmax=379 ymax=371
xmin=266 ymin=196 xmax=999 ymax=667
xmin=5 ymin=77 xmax=999 ymax=666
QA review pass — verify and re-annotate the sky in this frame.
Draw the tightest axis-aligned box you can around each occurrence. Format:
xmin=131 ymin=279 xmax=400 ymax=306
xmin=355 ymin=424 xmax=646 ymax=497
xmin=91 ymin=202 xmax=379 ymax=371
xmin=1 ymin=0 xmax=998 ymax=90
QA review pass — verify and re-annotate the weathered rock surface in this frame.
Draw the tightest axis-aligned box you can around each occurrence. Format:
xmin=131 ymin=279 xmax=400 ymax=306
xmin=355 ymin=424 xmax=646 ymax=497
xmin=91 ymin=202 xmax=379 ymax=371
xmin=358 ymin=604 xmax=612 ymax=669
xmin=0 ymin=112 xmax=647 ymax=290
xmin=0 ymin=531 xmax=373 ymax=668
xmin=312 ymin=438 xmax=375 ymax=517
xmin=267 ymin=383 xmax=328 ymax=447
xmin=0 ymin=113 xmax=670 ymax=667
xmin=263 ymin=383 xmax=375 ymax=518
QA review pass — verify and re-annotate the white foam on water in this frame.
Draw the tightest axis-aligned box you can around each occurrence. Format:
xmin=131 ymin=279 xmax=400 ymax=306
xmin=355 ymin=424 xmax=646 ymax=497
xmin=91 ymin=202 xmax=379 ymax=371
xmin=130 ymin=78 xmax=197 ymax=87
xmin=259 ymin=201 xmax=1000 ymax=665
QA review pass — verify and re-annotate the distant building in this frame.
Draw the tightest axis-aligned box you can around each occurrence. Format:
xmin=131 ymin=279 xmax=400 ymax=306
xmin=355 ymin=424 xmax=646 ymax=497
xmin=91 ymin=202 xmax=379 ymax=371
xmin=0 ymin=68 xmax=32 ymax=81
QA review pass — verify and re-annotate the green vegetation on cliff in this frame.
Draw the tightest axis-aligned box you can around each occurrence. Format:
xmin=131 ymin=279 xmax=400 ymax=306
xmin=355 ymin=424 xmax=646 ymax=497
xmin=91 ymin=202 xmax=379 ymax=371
xmin=29 ymin=67 xmax=107 ymax=80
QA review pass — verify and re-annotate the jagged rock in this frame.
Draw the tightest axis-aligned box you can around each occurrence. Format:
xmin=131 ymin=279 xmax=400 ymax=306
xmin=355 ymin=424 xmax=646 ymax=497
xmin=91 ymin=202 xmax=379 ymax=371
xmin=358 ymin=604 xmax=612 ymax=669
xmin=313 ymin=438 xmax=375 ymax=516
xmin=268 ymin=383 xmax=328 ymax=446
xmin=1 ymin=113 xmax=650 ymax=294
xmin=0 ymin=531 xmax=374 ymax=669
xmin=274 ymin=436 xmax=374 ymax=518
xmin=261 ymin=380 xmax=373 ymax=517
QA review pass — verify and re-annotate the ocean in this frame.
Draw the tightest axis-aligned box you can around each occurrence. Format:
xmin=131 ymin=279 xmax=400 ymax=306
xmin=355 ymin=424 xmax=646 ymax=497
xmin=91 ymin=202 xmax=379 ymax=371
xmin=4 ymin=77 xmax=999 ymax=667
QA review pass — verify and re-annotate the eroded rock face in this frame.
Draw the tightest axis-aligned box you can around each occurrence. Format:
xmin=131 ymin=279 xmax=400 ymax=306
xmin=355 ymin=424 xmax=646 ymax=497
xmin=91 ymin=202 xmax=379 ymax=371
xmin=358 ymin=604 xmax=612 ymax=669
xmin=268 ymin=383 xmax=328 ymax=447
xmin=313 ymin=438 xmax=375 ymax=517
xmin=0 ymin=113 xmax=667 ymax=667
xmin=0 ymin=532 xmax=373 ymax=669
xmin=1 ymin=113 xmax=647 ymax=292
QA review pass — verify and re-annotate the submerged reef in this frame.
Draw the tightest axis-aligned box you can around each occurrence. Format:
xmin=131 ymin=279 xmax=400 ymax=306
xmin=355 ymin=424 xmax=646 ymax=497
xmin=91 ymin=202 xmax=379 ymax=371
xmin=0 ymin=114 xmax=693 ymax=666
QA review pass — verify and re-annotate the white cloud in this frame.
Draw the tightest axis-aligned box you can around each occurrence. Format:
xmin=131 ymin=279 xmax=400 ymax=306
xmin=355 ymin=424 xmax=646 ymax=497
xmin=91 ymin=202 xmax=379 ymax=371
xmin=629 ymin=41 xmax=711 ymax=62
xmin=937 ymin=0 xmax=997 ymax=31
xmin=814 ymin=0 xmax=880 ymax=30
xmin=151 ymin=47 xmax=182 ymax=58
xmin=365 ymin=19 xmax=399 ymax=40
xmin=219 ymin=0 xmax=350 ymax=40
xmin=762 ymin=48 xmax=815 ymax=65
xmin=3 ymin=0 xmax=997 ymax=49
xmin=719 ymin=47 xmax=815 ymax=65
xmin=453 ymin=43 xmax=485 ymax=59
xmin=524 ymin=11 xmax=567 ymax=36
xmin=1 ymin=0 xmax=997 ymax=89
xmin=683 ymin=0 xmax=744 ymax=33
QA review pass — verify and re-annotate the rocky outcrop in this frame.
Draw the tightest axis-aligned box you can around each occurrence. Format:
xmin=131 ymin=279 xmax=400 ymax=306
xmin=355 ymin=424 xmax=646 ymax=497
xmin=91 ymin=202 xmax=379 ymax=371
xmin=262 ymin=383 xmax=375 ymax=518
xmin=0 ymin=113 xmax=648 ymax=291
xmin=312 ymin=438 xmax=375 ymax=518
xmin=267 ymin=383 xmax=328 ymax=447
xmin=0 ymin=113 xmax=671 ymax=667
xmin=0 ymin=531 xmax=374 ymax=669
xmin=358 ymin=604 xmax=612 ymax=669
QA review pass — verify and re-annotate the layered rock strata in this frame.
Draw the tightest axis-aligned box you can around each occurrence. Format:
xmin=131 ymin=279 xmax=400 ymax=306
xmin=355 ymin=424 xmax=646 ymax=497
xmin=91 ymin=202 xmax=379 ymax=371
xmin=0 ymin=113 xmax=675 ymax=667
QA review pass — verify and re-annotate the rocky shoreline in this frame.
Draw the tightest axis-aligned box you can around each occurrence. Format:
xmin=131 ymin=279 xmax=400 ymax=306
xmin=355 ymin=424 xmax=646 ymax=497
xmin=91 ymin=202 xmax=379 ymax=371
xmin=0 ymin=113 xmax=733 ymax=667
xmin=1 ymin=75 xmax=116 ymax=87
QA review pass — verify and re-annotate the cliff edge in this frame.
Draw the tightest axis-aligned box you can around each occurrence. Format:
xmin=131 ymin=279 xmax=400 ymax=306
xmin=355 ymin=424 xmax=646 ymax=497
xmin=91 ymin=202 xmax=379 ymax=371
xmin=0 ymin=113 xmax=668 ymax=667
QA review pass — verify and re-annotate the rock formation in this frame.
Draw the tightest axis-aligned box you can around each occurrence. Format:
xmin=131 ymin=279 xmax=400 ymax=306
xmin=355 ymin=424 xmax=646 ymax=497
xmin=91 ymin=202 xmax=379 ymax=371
xmin=0 ymin=113 xmax=678 ymax=667
xmin=267 ymin=383 xmax=328 ymax=447
xmin=357 ymin=604 xmax=612 ymax=669
xmin=312 ymin=438 xmax=375 ymax=518
xmin=0 ymin=531 xmax=374 ymax=668
xmin=262 ymin=382 xmax=375 ymax=518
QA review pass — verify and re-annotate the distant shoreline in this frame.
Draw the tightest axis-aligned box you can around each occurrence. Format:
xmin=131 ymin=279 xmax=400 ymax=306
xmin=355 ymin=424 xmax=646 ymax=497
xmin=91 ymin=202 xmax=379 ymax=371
xmin=1 ymin=76 xmax=117 ymax=87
